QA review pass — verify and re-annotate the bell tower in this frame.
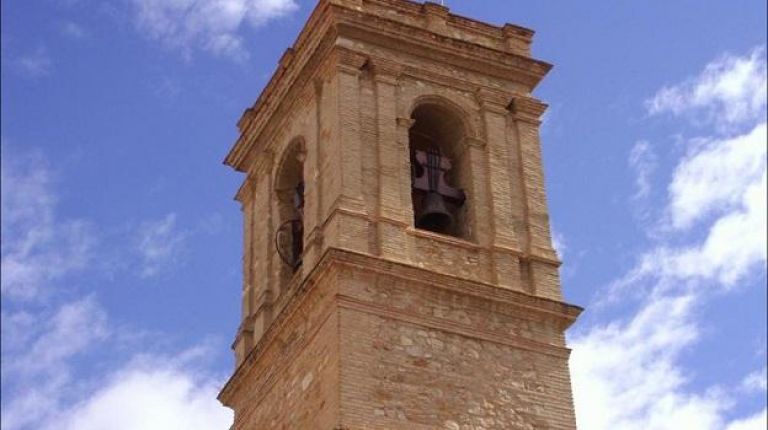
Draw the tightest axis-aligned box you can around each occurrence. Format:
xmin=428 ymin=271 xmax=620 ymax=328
xmin=219 ymin=1 xmax=582 ymax=428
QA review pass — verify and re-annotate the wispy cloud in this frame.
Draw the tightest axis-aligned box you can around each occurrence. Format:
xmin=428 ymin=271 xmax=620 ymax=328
xmin=725 ymin=409 xmax=767 ymax=430
xmin=12 ymin=46 xmax=53 ymax=78
xmin=136 ymin=213 xmax=187 ymax=278
xmin=741 ymin=368 xmax=767 ymax=393
xmin=1 ymin=145 xmax=232 ymax=430
xmin=60 ymin=21 xmax=89 ymax=39
xmin=131 ymin=0 xmax=299 ymax=60
xmin=571 ymin=294 xmax=730 ymax=429
xmin=629 ymin=140 xmax=657 ymax=201
xmin=618 ymin=123 xmax=767 ymax=290
xmin=667 ymin=122 xmax=766 ymax=231
xmin=46 ymin=348 xmax=232 ymax=430
xmin=10 ymin=297 xmax=109 ymax=376
xmin=647 ymin=46 xmax=767 ymax=130
xmin=1 ymin=145 xmax=94 ymax=300
xmin=571 ymin=46 xmax=768 ymax=430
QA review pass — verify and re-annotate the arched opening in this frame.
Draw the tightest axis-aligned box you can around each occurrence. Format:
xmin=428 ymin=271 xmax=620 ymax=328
xmin=274 ymin=140 xmax=305 ymax=286
xmin=409 ymin=102 xmax=469 ymax=239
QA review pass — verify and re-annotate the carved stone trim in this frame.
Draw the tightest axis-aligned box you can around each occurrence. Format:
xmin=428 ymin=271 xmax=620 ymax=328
xmin=510 ymin=96 xmax=548 ymax=123
xmin=422 ymin=1 xmax=449 ymax=33
xmin=332 ymin=46 xmax=369 ymax=74
xmin=475 ymin=87 xmax=513 ymax=113
xmin=462 ymin=136 xmax=487 ymax=149
xmin=218 ymin=247 xmax=583 ymax=405
xmin=422 ymin=2 xmax=449 ymax=18
xmin=502 ymin=24 xmax=533 ymax=56
xmin=278 ymin=48 xmax=295 ymax=70
xmin=369 ymin=57 xmax=403 ymax=83
xmin=225 ymin=0 xmax=552 ymax=171
xmin=395 ymin=117 xmax=416 ymax=129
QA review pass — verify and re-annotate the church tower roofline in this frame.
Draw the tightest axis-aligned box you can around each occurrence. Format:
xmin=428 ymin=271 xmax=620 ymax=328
xmin=225 ymin=0 xmax=552 ymax=173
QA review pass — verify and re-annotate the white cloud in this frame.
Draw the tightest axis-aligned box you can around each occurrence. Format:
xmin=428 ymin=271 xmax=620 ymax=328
xmin=48 ymin=352 xmax=232 ymax=430
xmin=625 ymin=123 xmax=767 ymax=289
xmin=572 ymin=47 xmax=768 ymax=430
xmin=1 ymin=298 xmax=109 ymax=430
xmin=647 ymin=46 xmax=767 ymax=129
xmin=668 ymin=123 xmax=766 ymax=230
xmin=571 ymin=294 xmax=729 ymax=430
xmin=3 ymin=343 xmax=232 ymax=430
xmin=12 ymin=46 xmax=53 ymax=78
xmin=741 ymin=368 xmax=767 ymax=393
xmin=1 ymin=145 xmax=232 ymax=430
xmin=137 ymin=213 xmax=186 ymax=278
xmin=726 ymin=409 xmax=767 ymax=430
xmin=607 ymin=124 xmax=767 ymax=300
xmin=1 ymin=146 xmax=95 ymax=300
xmin=61 ymin=21 xmax=89 ymax=39
xmin=12 ymin=297 xmax=108 ymax=376
xmin=629 ymin=140 xmax=657 ymax=200
xmin=551 ymin=226 xmax=566 ymax=260
xmin=131 ymin=0 xmax=299 ymax=60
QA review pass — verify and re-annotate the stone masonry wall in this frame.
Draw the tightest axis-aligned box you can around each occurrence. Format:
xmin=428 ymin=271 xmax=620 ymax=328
xmin=336 ymin=258 xmax=578 ymax=430
xmin=226 ymin=270 xmax=341 ymax=430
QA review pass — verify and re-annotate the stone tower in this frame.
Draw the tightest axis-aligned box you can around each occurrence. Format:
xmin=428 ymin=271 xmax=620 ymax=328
xmin=218 ymin=1 xmax=582 ymax=428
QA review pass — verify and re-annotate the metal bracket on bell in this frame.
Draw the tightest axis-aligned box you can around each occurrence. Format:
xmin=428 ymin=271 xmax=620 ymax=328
xmin=275 ymin=219 xmax=303 ymax=270
xmin=411 ymin=148 xmax=465 ymax=232
xmin=275 ymin=182 xmax=305 ymax=271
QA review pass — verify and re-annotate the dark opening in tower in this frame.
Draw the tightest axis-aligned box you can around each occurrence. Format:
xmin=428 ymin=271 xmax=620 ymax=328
xmin=409 ymin=103 xmax=468 ymax=239
xmin=275 ymin=140 xmax=305 ymax=286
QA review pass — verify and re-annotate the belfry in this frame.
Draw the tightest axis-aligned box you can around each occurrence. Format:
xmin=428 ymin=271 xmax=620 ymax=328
xmin=218 ymin=1 xmax=582 ymax=428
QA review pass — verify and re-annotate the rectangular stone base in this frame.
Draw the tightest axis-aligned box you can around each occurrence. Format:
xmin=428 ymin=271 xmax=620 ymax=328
xmin=219 ymin=249 xmax=581 ymax=429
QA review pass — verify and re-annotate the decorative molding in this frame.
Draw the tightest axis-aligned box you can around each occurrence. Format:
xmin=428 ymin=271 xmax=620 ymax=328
xmin=510 ymin=96 xmax=548 ymax=123
xmin=462 ymin=136 xmax=487 ymax=149
xmin=224 ymin=0 xmax=552 ymax=172
xmin=502 ymin=24 xmax=533 ymax=56
xmin=234 ymin=177 xmax=255 ymax=204
xmin=219 ymin=247 xmax=582 ymax=405
xmin=337 ymin=296 xmax=570 ymax=359
xmin=332 ymin=46 xmax=369 ymax=74
xmin=475 ymin=87 xmax=512 ymax=113
xmin=421 ymin=2 xmax=449 ymax=18
xmin=237 ymin=107 xmax=256 ymax=134
xmin=422 ymin=2 xmax=449 ymax=33
xmin=278 ymin=48 xmax=295 ymax=70
xmin=395 ymin=117 xmax=416 ymax=129
xmin=369 ymin=57 xmax=403 ymax=82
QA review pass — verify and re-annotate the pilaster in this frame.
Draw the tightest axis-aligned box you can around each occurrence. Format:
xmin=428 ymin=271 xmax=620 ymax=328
xmin=475 ymin=88 xmax=524 ymax=290
xmin=302 ymin=79 xmax=325 ymax=271
xmin=252 ymin=151 xmax=277 ymax=344
xmin=510 ymin=96 xmax=561 ymax=300
xmin=371 ymin=58 xmax=410 ymax=262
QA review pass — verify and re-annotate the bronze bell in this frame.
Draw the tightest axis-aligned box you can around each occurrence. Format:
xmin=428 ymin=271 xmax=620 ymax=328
xmin=416 ymin=191 xmax=454 ymax=233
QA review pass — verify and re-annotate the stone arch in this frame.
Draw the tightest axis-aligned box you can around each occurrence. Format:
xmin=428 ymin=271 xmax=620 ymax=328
xmin=273 ymin=137 xmax=306 ymax=287
xmin=409 ymin=94 xmax=480 ymax=143
xmin=406 ymin=96 xmax=476 ymax=240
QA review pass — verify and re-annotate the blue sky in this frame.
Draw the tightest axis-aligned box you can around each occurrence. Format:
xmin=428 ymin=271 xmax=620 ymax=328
xmin=1 ymin=1 xmax=765 ymax=429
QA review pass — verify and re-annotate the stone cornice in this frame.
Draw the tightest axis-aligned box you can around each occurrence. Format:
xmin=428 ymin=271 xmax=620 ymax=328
xmin=475 ymin=87 xmax=513 ymax=114
xmin=224 ymin=0 xmax=552 ymax=173
xmin=224 ymin=1 xmax=335 ymax=171
xmin=335 ymin=11 xmax=551 ymax=88
xmin=218 ymin=247 xmax=582 ymax=405
xmin=331 ymin=45 xmax=369 ymax=74
xmin=369 ymin=56 xmax=404 ymax=82
xmin=510 ymin=96 xmax=548 ymax=124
